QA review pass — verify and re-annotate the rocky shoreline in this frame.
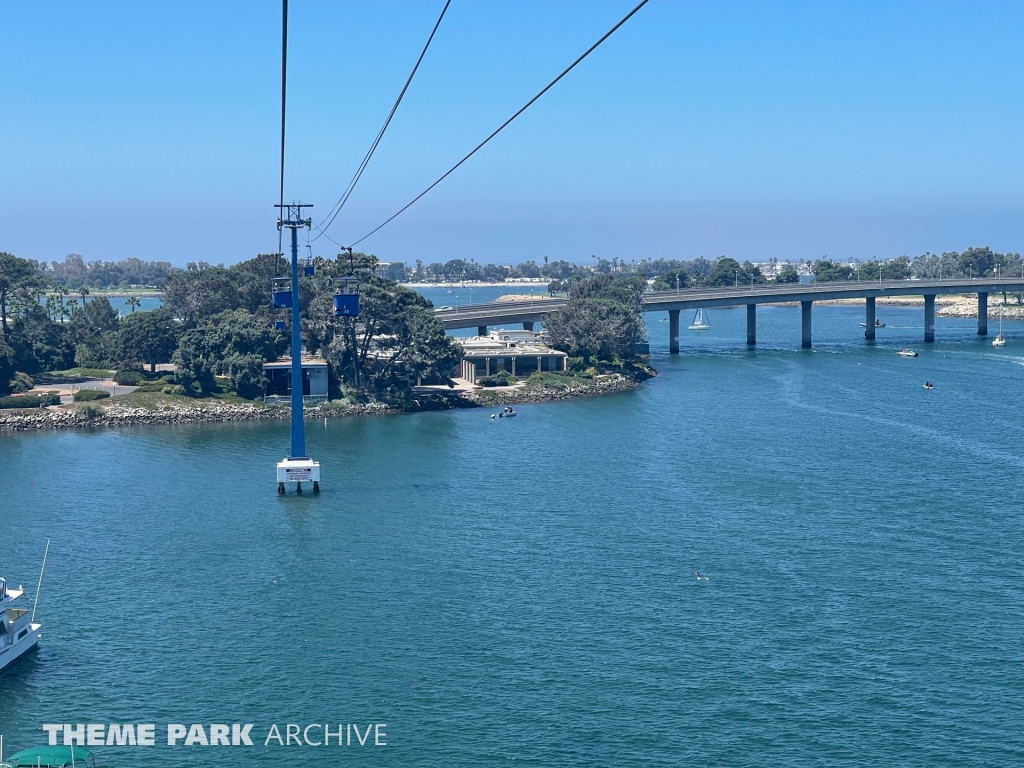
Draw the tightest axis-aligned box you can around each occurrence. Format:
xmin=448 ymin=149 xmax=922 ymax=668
xmin=0 ymin=372 xmax=651 ymax=433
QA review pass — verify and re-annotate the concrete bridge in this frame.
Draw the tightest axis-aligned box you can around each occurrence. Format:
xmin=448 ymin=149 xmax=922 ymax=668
xmin=434 ymin=278 xmax=1024 ymax=351
xmin=435 ymin=298 xmax=568 ymax=335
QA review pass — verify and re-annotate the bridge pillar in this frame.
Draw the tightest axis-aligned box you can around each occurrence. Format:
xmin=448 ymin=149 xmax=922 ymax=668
xmin=523 ymin=321 xmax=535 ymax=332
xmin=669 ymin=309 xmax=680 ymax=354
xmin=801 ymin=301 xmax=812 ymax=348
xmin=746 ymin=304 xmax=756 ymax=346
xmin=864 ymin=297 xmax=876 ymax=341
xmin=477 ymin=325 xmax=488 ymax=337
xmin=924 ymin=294 xmax=935 ymax=342
xmin=977 ymin=292 xmax=988 ymax=335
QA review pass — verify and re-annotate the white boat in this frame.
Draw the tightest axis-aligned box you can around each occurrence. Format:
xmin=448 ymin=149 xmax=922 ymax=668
xmin=897 ymin=349 xmax=918 ymax=357
xmin=688 ymin=308 xmax=710 ymax=330
xmin=0 ymin=580 xmax=41 ymax=673
xmin=0 ymin=542 xmax=48 ymax=674
xmin=992 ymin=310 xmax=1005 ymax=346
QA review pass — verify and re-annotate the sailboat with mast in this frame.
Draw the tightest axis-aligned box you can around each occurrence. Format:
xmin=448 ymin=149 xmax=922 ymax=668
xmin=992 ymin=308 xmax=1006 ymax=346
xmin=688 ymin=308 xmax=711 ymax=330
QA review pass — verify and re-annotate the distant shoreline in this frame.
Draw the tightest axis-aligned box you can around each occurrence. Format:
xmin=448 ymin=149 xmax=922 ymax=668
xmin=402 ymin=281 xmax=550 ymax=289
xmin=44 ymin=289 xmax=163 ymax=298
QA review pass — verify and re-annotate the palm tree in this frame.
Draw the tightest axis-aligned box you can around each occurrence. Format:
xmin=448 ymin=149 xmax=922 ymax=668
xmin=56 ymin=286 xmax=69 ymax=321
xmin=126 ymin=295 xmax=141 ymax=313
xmin=79 ymin=286 xmax=90 ymax=308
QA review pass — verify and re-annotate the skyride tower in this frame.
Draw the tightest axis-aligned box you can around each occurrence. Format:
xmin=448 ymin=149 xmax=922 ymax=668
xmin=274 ymin=202 xmax=320 ymax=495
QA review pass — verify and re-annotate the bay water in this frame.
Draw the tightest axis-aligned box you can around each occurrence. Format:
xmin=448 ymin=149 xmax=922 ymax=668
xmin=2 ymin=304 xmax=1023 ymax=766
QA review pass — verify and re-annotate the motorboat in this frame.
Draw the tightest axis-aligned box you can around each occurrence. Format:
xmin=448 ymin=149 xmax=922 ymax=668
xmin=923 ymin=382 xmax=935 ymax=390
xmin=498 ymin=406 xmax=517 ymax=418
xmin=0 ymin=542 xmax=48 ymax=674
xmin=4 ymin=746 xmax=95 ymax=768
xmin=897 ymin=349 xmax=918 ymax=357
xmin=0 ymin=578 xmax=42 ymax=673
xmin=859 ymin=318 xmax=886 ymax=328
xmin=688 ymin=308 xmax=710 ymax=330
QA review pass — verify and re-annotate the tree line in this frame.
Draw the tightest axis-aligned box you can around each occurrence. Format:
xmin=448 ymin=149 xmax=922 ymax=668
xmin=46 ymin=253 xmax=178 ymax=289
xmin=0 ymin=251 xmax=460 ymax=401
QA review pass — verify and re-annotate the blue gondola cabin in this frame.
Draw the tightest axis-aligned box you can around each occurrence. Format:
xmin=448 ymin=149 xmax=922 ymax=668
xmin=272 ymin=276 xmax=292 ymax=308
xmin=333 ymin=276 xmax=360 ymax=317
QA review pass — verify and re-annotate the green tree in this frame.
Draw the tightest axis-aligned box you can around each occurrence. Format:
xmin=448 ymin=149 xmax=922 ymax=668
xmin=116 ymin=308 xmax=180 ymax=372
xmin=172 ymin=328 xmax=217 ymax=394
xmin=545 ymin=275 xmax=647 ymax=365
xmin=172 ymin=309 xmax=285 ymax=396
xmin=652 ymin=268 xmax=688 ymax=291
xmin=0 ymin=252 xmax=48 ymax=340
xmin=8 ymin=305 xmax=75 ymax=374
xmin=66 ymin=296 xmax=120 ymax=368
xmin=959 ymin=247 xmax=995 ymax=278
xmin=230 ymin=252 xmax=288 ymax=314
xmin=775 ymin=267 xmax=800 ymax=283
xmin=163 ymin=262 xmax=238 ymax=326
xmin=811 ymin=260 xmax=856 ymax=282
xmin=126 ymin=295 xmax=141 ymax=313
xmin=321 ymin=277 xmax=462 ymax=391
xmin=0 ymin=338 xmax=15 ymax=395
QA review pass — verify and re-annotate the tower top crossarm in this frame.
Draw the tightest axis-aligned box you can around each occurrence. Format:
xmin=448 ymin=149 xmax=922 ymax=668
xmin=276 ymin=202 xmax=314 ymax=229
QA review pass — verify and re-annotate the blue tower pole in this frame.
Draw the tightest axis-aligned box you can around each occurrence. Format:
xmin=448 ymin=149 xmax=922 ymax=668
xmin=289 ymin=221 xmax=305 ymax=459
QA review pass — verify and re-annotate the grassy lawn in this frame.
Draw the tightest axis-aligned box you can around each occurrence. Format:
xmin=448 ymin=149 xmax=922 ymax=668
xmin=112 ymin=389 xmax=275 ymax=410
xmin=38 ymin=367 xmax=116 ymax=380
xmin=523 ymin=372 xmax=578 ymax=391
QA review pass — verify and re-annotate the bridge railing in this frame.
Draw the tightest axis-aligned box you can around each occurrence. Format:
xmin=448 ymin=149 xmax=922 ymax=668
xmin=642 ymin=277 xmax=1024 ymax=303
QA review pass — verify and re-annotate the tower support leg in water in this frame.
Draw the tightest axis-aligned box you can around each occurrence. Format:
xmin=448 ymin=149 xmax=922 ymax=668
xmin=278 ymin=482 xmax=285 ymax=495
xmin=296 ymin=482 xmax=302 ymax=495
xmin=801 ymin=301 xmax=813 ymax=348
xmin=313 ymin=481 xmax=320 ymax=493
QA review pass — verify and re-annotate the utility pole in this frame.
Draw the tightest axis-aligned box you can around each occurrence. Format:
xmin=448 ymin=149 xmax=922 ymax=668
xmin=275 ymin=202 xmax=318 ymax=493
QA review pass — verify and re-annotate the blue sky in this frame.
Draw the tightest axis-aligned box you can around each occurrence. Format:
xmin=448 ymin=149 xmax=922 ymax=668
xmin=2 ymin=1 xmax=1022 ymax=267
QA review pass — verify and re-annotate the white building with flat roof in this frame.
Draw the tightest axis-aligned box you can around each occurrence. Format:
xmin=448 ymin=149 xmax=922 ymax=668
xmin=263 ymin=356 xmax=329 ymax=403
xmin=458 ymin=331 xmax=567 ymax=383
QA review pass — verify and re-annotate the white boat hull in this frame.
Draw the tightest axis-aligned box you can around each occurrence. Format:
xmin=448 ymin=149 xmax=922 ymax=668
xmin=0 ymin=623 xmax=41 ymax=672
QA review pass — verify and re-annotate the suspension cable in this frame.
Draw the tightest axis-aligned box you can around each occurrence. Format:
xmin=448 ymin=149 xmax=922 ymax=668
xmin=312 ymin=0 xmax=452 ymax=242
xmin=277 ymin=0 xmax=289 ymax=256
xmin=345 ymin=0 xmax=651 ymax=248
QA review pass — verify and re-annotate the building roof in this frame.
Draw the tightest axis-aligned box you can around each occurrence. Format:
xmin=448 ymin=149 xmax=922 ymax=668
xmin=263 ymin=355 xmax=328 ymax=369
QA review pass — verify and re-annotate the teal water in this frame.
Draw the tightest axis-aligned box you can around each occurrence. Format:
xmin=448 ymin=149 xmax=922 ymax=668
xmin=2 ymin=304 xmax=1024 ymax=766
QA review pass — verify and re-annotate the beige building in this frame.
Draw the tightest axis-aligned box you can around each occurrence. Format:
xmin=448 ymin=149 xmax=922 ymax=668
xmin=458 ymin=330 xmax=567 ymax=384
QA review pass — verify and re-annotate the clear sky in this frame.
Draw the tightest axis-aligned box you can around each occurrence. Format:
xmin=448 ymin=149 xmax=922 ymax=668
xmin=2 ymin=1 xmax=1022 ymax=268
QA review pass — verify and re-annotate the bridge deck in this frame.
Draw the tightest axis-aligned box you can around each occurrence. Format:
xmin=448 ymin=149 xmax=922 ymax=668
xmin=434 ymin=279 xmax=1024 ymax=330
